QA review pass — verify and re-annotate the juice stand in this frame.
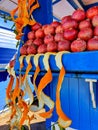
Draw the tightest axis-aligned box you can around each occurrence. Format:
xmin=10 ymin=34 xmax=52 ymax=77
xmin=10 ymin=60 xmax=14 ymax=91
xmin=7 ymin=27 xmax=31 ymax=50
xmin=4 ymin=0 xmax=98 ymax=130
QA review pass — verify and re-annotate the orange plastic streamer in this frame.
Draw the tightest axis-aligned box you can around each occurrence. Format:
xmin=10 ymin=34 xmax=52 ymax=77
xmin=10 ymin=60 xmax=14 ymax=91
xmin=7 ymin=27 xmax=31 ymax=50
xmin=19 ymin=55 xmax=26 ymax=85
xmin=6 ymin=75 xmax=14 ymax=100
xmin=11 ymin=77 xmax=20 ymax=104
xmin=10 ymin=102 xmax=16 ymax=120
xmin=37 ymin=68 xmax=52 ymax=97
xmin=39 ymin=107 xmax=54 ymax=118
xmin=18 ymin=99 xmax=29 ymax=127
xmin=33 ymin=65 xmax=40 ymax=95
xmin=56 ymin=66 xmax=72 ymax=128
xmin=31 ymin=53 xmax=54 ymax=118
xmin=10 ymin=0 xmax=39 ymax=40
xmin=37 ymin=68 xmax=54 ymax=118
xmin=30 ymin=0 xmax=40 ymax=15
xmin=10 ymin=7 xmax=18 ymax=20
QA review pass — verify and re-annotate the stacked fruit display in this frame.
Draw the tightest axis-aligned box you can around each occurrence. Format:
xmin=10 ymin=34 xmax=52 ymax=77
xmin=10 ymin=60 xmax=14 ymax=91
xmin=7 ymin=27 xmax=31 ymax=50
xmin=20 ymin=6 xmax=98 ymax=55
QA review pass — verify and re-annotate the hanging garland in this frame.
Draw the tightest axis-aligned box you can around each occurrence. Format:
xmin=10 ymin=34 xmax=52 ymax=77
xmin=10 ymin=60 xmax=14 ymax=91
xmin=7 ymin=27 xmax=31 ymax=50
xmin=10 ymin=0 xmax=39 ymax=40
xmin=6 ymin=0 xmax=72 ymax=130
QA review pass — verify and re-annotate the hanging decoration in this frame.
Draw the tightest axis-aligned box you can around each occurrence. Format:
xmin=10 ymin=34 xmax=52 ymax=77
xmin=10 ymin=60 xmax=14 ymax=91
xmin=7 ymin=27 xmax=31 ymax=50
xmin=10 ymin=0 xmax=40 ymax=40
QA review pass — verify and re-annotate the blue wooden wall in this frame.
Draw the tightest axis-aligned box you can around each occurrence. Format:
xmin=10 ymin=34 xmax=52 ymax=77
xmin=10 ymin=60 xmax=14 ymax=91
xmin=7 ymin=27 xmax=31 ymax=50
xmin=48 ymin=76 xmax=98 ymax=130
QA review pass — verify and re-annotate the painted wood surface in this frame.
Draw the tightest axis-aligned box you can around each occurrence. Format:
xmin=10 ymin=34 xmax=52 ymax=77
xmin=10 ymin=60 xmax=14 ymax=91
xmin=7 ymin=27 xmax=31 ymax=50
xmin=47 ymin=77 xmax=98 ymax=130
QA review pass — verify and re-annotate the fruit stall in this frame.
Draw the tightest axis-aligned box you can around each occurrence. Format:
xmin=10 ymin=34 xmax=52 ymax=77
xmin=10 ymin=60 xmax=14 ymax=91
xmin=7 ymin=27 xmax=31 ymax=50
xmin=1 ymin=0 xmax=98 ymax=130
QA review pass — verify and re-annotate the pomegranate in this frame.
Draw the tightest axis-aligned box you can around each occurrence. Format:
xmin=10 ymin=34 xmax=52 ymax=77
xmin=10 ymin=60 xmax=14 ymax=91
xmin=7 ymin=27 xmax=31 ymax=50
xmin=35 ymin=29 xmax=45 ymax=38
xmin=44 ymin=34 xmax=54 ymax=44
xmin=25 ymin=39 xmax=33 ymax=46
xmin=71 ymin=39 xmax=86 ymax=52
xmin=64 ymin=29 xmax=77 ymax=41
xmin=42 ymin=24 xmax=48 ymax=30
xmin=58 ymin=40 xmax=70 ymax=51
xmin=79 ymin=19 xmax=92 ymax=30
xmin=54 ymin=33 xmax=64 ymax=42
xmin=72 ymin=9 xmax=86 ymax=21
xmin=86 ymin=6 xmax=98 ymax=19
xmin=37 ymin=44 xmax=47 ymax=53
xmin=92 ymin=15 xmax=98 ymax=27
xmin=55 ymin=25 xmax=63 ymax=33
xmin=44 ymin=25 xmax=55 ymax=35
xmin=31 ymin=22 xmax=42 ymax=31
xmin=94 ymin=26 xmax=98 ymax=36
xmin=47 ymin=41 xmax=57 ymax=52
xmin=87 ymin=37 xmax=98 ymax=51
xmin=27 ymin=44 xmax=37 ymax=54
xmin=61 ymin=15 xmax=72 ymax=24
xmin=78 ymin=28 xmax=93 ymax=41
xmin=51 ymin=21 xmax=60 ymax=28
xmin=62 ymin=19 xmax=78 ymax=30
xmin=20 ymin=45 xmax=28 ymax=55
xmin=27 ymin=31 xmax=35 ymax=40
xmin=33 ymin=38 xmax=43 ymax=46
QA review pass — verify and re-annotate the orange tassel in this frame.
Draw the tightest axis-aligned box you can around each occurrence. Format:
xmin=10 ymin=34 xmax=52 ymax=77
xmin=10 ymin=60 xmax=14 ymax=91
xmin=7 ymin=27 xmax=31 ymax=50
xmin=6 ymin=75 xmax=14 ymax=100
xmin=56 ymin=66 xmax=72 ymax=128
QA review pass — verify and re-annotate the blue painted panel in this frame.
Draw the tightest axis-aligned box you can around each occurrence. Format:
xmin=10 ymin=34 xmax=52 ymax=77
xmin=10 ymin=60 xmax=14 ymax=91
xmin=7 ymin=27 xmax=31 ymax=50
xmin=78 ymin=79 xmax=90 ymax=130
xmin=44 ymin=76 xmax=58 ymax=129
xmin=50 ymin=77 xmax=70 ymax=123
xmin=50 ymin=76 xmax=58 ymax=123
xmin=60 ymin=77 xmax=70 ymax=117
xmin=0 ymin=71 xmax=8 ymax=82
xmin=0 ymin=48 xmax=16 ymax=64
xmin=15 ymin=50 xmax=98 ymax=75
xmin=69 ymin=78 xmax=79 ymax=129
xmin=32 ymin=0 xmax=53 ymax=25
xmin=90 ymin=82 xmax=98 ymax=130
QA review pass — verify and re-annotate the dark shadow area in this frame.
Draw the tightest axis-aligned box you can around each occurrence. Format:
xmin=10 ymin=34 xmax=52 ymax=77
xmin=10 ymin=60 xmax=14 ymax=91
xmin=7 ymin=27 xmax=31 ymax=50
xmin=0 ymin=122 xmax=46 ymax=130
xmin=0 ymin=124 xmax=10 ymax=130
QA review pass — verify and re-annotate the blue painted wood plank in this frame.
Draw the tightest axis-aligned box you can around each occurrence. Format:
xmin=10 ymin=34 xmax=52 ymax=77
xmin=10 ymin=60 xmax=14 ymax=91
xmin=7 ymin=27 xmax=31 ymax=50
xmin=50 ymin=76 xmax=58 ymax=123
xmin=48 ymin=77 xmax=70 ymax=124
xmin=32 ymin=0 xmax=53 ymax=25
xmin=60 ymin=77 xmax=70 ymax=119
xmin=62 ymin=51 xmax=98 ymax=73
xmin=90 ymin=82 xmax=98 ymax=130
xmin=45 ymin=84 xmax=53 ymax=129
xmin=15 ymin=51 xmax=98 ymax=75
xmin=0 ymin=48 xmax=16 ymax=64
xmin=0 ymin=71 xmax=8 ymax=81
xmin=79 ymin=79 xmax=90 ymax=130
xmin=69 ymin=78 xmax=79 ymax=129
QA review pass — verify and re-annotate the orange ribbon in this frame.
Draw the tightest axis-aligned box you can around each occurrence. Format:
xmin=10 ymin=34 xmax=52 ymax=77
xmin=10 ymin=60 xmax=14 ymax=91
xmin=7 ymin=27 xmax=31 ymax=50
xmin=55 ymin=51 xmax=72 ymax=128
xmin=6 ymin=75 xmax=14 ymax=100
xmin=10 ymin=0 xmax=39 ymax=40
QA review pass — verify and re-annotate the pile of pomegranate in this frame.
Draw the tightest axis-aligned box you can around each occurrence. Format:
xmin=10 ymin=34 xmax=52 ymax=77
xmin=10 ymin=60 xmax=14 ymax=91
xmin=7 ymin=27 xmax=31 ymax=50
xmin=20 ymin=6 xmax=98 ymax=55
